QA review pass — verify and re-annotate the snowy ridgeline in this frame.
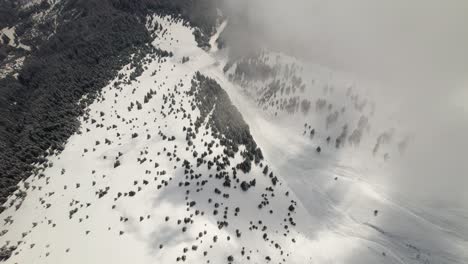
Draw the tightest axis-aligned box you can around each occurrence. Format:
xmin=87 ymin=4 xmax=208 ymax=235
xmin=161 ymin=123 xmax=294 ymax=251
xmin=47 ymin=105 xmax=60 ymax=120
xmin=0 ymin=15 xmax=467 ymax=264
xmin=0 ymin=16 xmax=309 ymax=264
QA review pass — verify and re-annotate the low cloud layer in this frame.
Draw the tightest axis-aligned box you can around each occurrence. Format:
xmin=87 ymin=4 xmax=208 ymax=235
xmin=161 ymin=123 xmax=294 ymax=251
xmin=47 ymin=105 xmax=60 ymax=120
xmin=223 ymin=0 xmax=468 ymax=89
xmin=221 ymin=0 xmax=468 ymax=207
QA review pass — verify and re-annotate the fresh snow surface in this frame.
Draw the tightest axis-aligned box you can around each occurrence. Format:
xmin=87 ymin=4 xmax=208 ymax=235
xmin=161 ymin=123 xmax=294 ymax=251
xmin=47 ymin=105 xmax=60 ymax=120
xmin=0 ymin=56 xmax=25 ymax=79
xmin=204 ymin=59 xmax=468 ymax=263
xmin=209 ymin=20 xmax=228 ymax=53
xmin=0 ymin=27 xmax=31 ymax=51
xmin=0 ymin=16 xmax=467 ymax=264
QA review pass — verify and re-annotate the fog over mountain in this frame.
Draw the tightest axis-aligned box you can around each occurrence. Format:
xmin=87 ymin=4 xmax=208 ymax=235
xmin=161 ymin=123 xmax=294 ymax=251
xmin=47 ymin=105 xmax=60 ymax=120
xmin=222 ymin=0 xmax=468 ymax=207
xmin=0 ymin=1 xmax=467 ymax=263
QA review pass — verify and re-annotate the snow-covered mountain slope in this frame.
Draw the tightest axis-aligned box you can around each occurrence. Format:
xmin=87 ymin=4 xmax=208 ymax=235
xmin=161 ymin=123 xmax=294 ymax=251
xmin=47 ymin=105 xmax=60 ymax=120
xmin=0 ymin=15 xmax=467 ymax=264
xmin=0 ymin=16 xmax=309 ymax=264
xmin=216 ymin=47 xmax=468 ymax=263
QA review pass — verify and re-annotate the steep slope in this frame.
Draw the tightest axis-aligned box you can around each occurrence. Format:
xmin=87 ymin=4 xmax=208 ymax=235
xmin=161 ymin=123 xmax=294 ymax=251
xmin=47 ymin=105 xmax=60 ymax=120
xmin=0 ymin=16 xmax=313 ymax=264
xmin=0 ymin=0 xmax=218 ymax=210
xmin=0 ymin=4 xmax=467 ymax=264
xmin=213 ymin=49 xmax=468 ymax=263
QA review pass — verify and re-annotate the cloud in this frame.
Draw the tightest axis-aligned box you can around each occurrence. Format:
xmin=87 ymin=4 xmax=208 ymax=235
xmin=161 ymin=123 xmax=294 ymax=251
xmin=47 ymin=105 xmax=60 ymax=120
xmin=221 ymin=0 xmax=468 ymax=206
xmin=223 ymin=0 xmax=468 ymax=89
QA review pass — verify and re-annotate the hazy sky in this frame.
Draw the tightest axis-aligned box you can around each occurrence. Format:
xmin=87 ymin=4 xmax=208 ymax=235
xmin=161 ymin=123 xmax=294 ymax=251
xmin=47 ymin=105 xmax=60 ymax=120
xmin=222 ymin=0 xmax=468 ymax=207
xmin=224 ymin=0 xmax=468 ymax=89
